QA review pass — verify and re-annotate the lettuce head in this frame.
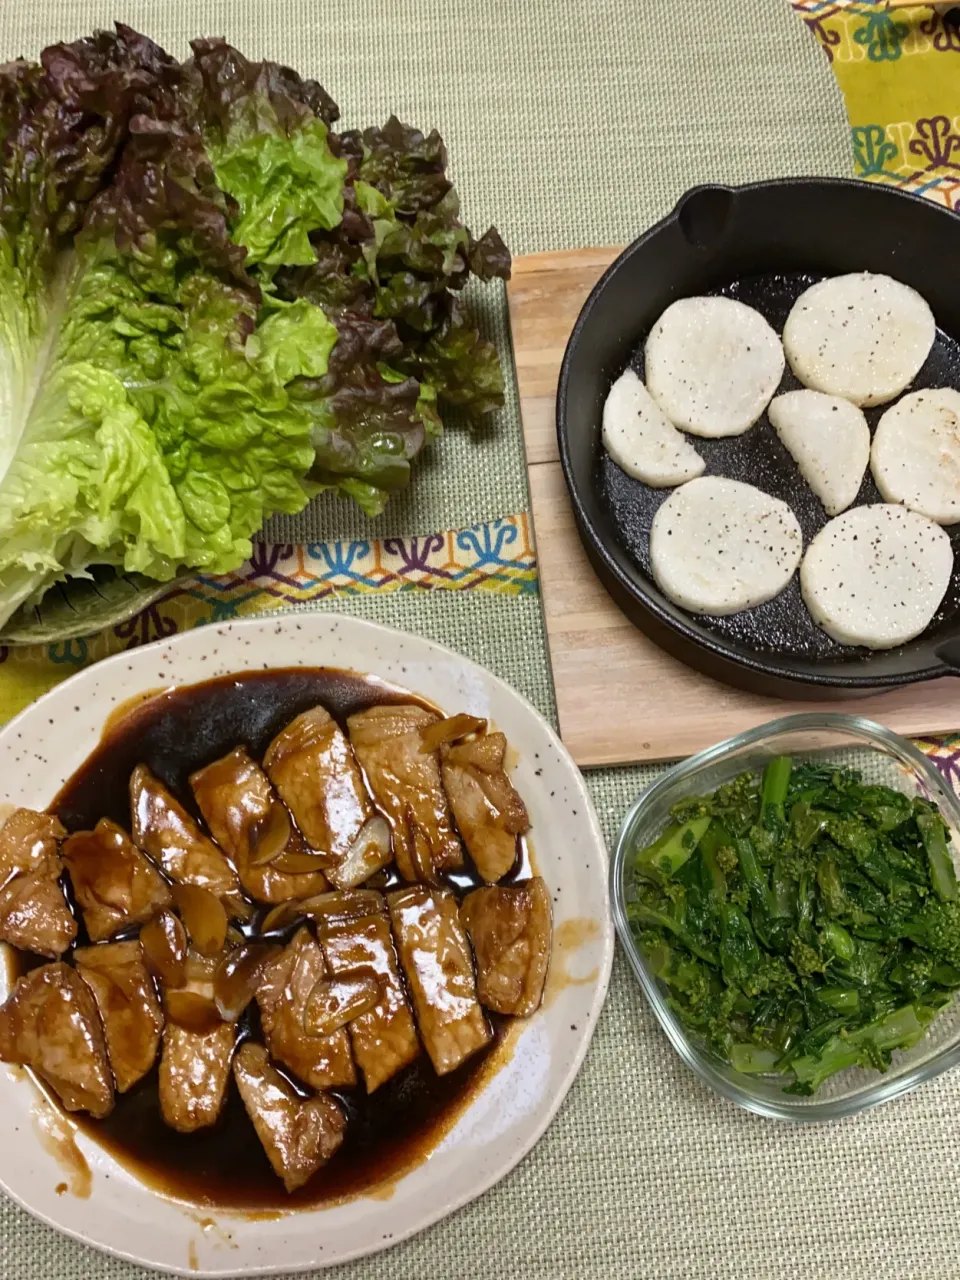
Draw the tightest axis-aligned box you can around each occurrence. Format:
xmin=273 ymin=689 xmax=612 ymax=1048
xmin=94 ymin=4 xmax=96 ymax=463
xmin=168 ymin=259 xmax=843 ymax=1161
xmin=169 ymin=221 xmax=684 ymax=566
xmin=0 ymin=26 xmax=509 ymax=628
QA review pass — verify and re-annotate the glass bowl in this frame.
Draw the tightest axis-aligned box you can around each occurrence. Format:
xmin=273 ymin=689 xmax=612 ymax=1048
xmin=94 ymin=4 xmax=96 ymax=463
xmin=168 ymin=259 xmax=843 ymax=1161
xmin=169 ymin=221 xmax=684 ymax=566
xmin=611 ymin=712 xmax=960 ymax=1122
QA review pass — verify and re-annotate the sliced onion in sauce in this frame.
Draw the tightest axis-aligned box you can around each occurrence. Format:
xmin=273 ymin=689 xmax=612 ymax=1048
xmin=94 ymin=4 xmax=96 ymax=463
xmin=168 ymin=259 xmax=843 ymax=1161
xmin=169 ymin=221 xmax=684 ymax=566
xmin=140 ymin=910 xmax=188 ymax=988
xmin=269 ymin=849 xmax=330 ymax=876
xmin=259 ymin=900 xmax=305 ymax=935
xmin=163 ymin=989 xmax=223 ymax=1034
xmin=214 ymin=945 xmax=279 ymax=1022
xmin=171 ymin=883 xmax=228 ymax=956
xmin=418 ymin=713 xmax=486 ymax=754
xmin=248 ymin=802 xmax=292 ymax=866
xmin=224 ymin=892 xmax=256 ymax=923
xmin=445 ymin=731 xmax=507 ymax=773
xmin=225 ymin=924 xmax=247 ymax=948
xmin=303 ymin=972 xmax=382 ymax=1036
xmin=409 ymin=814 xmax=438 ymax=884
xmin=184 ymin=950 xmax=219 ymax=984
xmin=329 ymin=816 xmax=392 ymax=890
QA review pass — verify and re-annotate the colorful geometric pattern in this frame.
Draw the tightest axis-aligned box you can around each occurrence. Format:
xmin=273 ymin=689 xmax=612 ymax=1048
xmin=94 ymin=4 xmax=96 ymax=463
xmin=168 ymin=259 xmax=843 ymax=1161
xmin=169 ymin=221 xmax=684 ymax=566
xmin=788 ymin=0 xmax=960 ymax=782
xmin=0 ymin=515 xmax=537 ymax=723
xmin=915 ymin=733 xmax=960 ymax=783
xmin=792 ymin=2 xmax=960 ymax=208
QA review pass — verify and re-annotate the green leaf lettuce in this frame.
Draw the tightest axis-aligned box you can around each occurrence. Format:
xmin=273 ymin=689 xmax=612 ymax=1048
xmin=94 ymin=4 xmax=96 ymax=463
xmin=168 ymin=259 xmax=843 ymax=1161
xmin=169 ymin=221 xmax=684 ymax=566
xmin=0 ymin=27 xmax=510 ymax=626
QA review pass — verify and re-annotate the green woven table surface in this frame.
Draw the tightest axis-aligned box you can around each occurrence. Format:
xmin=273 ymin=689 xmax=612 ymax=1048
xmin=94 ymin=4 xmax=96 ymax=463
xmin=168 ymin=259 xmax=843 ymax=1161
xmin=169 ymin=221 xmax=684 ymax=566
xmin=3 ymin=3 xmax=939 ymax=1279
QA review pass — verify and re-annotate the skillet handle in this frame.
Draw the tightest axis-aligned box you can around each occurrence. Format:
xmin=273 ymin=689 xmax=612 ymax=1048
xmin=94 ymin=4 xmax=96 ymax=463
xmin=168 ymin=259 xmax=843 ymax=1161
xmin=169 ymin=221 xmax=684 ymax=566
xmin=934 ymin=638 xmax=960 ymax=673
xmin=675 ymin=185 xmax=736 ymax=251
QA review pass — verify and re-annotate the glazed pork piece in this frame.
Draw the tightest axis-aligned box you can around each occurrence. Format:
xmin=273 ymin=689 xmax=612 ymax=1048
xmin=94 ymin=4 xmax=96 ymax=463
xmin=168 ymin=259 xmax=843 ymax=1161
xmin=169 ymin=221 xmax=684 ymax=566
xmin=62 ymin=818 xmax=172 ymax=942
xmin=256 ymin=926 xmax=356 ymax=1089
xmin=0 ymin=809 xmax=76 ymax=958
xmin=75 ymin=940 xmax=164 ymax=1092
xmin=347 ymin=705 xmax=462 ymax=882
xmin=159 ymin=1022 xmax=236 ymax=1133
xmin=234 ymin=1044 xmax=346 ymax=1193
xmin=263 ymin=707 xmax=375 ymax=886
xmin=439 ymin=730 xmax=529 ymax=883
xmin=130 ymin=765 xmax=241 ymax=903
xmin=387 ymin=885 xmax=490 ymax=1075
xmin=0 ymin=871 xmax=77 ymax=959
xmin=460 ymin=878 xmax=552 ymax=1017
xmin=0 ymin=963 xmax=113 ymax=1117
xmin=0 ymin=808 xmax=66 ymax=887
xmin=154 ymin=933 xmax=236 ymax=1122
xmin=190 ymin=748 xmax=328 ymax=904
xmin=315 ymin=891 xmax=419 ymax=1092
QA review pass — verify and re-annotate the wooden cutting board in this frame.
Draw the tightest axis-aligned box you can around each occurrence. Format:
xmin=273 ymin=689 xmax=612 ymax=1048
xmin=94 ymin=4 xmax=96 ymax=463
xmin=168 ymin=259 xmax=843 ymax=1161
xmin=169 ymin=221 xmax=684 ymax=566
xmin=505 ymin=246 xmax=960 ymax=768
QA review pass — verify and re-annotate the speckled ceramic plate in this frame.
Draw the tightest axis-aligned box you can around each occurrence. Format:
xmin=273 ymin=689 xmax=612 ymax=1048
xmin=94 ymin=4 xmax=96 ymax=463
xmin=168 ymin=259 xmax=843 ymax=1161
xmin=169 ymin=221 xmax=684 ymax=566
xmin=0 ymin=613 xmax=613 ymax=1277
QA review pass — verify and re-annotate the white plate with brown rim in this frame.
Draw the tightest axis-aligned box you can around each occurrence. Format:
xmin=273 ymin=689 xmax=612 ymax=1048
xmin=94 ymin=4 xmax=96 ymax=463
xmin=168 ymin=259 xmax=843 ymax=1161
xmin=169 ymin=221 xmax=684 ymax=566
xmin=0 ymin=612 xmax=613 ymax=1277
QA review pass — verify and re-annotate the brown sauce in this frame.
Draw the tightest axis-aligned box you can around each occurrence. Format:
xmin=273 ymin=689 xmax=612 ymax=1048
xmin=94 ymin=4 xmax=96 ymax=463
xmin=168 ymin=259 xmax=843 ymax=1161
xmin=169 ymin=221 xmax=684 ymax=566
xmin=32 ymin=1092 xmax=92 ymax=1199
xmin=11 ymin=668 xmax=528 ymax=1211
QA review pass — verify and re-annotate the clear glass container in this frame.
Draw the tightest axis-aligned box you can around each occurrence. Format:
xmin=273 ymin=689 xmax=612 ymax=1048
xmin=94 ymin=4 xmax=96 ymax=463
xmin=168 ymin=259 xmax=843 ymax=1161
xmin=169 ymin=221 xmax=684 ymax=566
xmin=611 ymin=713 xmax=960 ymax=1121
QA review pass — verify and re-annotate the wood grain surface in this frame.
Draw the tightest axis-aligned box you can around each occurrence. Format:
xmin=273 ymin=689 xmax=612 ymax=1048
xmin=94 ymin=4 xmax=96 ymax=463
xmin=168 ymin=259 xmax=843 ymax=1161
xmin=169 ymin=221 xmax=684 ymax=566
xmin=506 ymin=246 xmax=960 ymax=767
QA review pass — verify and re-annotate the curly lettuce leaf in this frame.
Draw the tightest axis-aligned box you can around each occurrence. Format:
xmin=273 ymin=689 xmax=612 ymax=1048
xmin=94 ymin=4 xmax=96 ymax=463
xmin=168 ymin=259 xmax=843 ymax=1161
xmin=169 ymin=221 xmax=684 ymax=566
xmin=209 ymin=121 xmax=347 ymax=268
xmin=341 ymin=116 xmax=451 ymax=216
xmin=274 ymin=115 xmax=510 ymax=507
xmin=290 ymin=306 xmax=429 ymax=515
xmin=468 ymin=226 xmax=511 ymax=281
xmin=187 ymin=37 xmax=339 ymax=136
xmin=187 ymin=39 xmax=347 ymax=269
xmin=309 ymin=140 xmax=509 ymax=417
xmin=183 ymin=54 xmax=511 ymax=512
xmin=0 ymin=58 xmax=329 ymax=626
xmin=409 ymin=298 xmax=506 ymax=416
xmin=0 ymin=29 xmax=179 ymax=481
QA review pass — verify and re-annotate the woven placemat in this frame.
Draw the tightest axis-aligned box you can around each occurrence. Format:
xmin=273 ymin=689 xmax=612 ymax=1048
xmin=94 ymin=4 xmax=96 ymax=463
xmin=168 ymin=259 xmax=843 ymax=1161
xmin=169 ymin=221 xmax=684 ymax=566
xmin=0 ymin=2 xmax=909 ymax=1278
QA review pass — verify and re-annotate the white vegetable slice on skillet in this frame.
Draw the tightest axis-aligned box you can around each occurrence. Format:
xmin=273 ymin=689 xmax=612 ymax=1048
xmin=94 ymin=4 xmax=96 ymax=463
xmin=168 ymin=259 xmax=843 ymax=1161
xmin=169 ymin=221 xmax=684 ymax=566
xmin=644 ymin=296 xmax=785 ymax=437
xmin=649 ymin=476 xmax=802 ymax=615
xmin=871 ymin=388 xmax=960 ymax=525
xmin=768 ymin=389 xmax=870 ymax=516
xmin=782 ymin=272 xmax=935 ymax=407
xmin=601 ymin=368 xmax=705 ymax=486
xmin=800 ymin=504 xmax=953 ymax=648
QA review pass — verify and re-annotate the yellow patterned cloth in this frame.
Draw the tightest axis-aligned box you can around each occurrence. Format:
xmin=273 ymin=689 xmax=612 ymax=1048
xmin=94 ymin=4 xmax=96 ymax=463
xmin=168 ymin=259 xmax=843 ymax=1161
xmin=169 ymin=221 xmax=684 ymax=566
xmin=792 ymin=2 xmax=960 ymax=208
xmin=782 ymin=2 xmax=960 ymax=777
xmin=0 ymin=515 xmax=537 ymax=723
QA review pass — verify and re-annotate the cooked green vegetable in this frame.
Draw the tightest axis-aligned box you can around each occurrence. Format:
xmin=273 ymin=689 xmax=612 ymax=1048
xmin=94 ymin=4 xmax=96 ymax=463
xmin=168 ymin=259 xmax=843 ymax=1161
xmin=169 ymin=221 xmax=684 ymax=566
xmin=630 ymin=758 xmax=960 ymax=1095
xmin=0 ymin=27 xmax=509 ymax=627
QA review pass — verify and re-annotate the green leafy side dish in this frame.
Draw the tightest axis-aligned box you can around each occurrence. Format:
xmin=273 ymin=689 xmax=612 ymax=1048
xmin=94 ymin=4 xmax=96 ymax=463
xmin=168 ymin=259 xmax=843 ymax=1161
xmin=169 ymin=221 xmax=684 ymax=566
xmin=0 ymin=26 xmax=510 ymax=632
xmin=628 ymin=757 xmax=960 ymax=1095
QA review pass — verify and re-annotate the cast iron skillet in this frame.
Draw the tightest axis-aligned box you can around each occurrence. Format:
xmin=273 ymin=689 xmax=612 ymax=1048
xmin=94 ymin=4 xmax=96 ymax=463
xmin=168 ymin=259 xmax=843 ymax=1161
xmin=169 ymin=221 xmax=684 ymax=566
xmin=557 ymin=177 xmax=960 ymax=700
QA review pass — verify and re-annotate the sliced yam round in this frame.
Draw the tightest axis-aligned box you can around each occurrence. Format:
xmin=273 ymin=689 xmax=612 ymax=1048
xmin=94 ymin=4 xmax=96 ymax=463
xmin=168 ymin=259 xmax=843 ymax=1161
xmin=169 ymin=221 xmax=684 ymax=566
xmin=644 ymin=296 xmax=785 ymax=438
xmin=601 ymin=368 xmax=705 ymax=487
xmin=782 ymin=272 xmax=935 ymax=407
xmin=871 ymin=388 xmax=960 ymax=525
xmin=800 ymin=504 xmax=952 ymax=648
xmin=649 ymin=476 xmax=803 ymax=615
xmin=768 ymin=389 xmax=870 ymax=516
